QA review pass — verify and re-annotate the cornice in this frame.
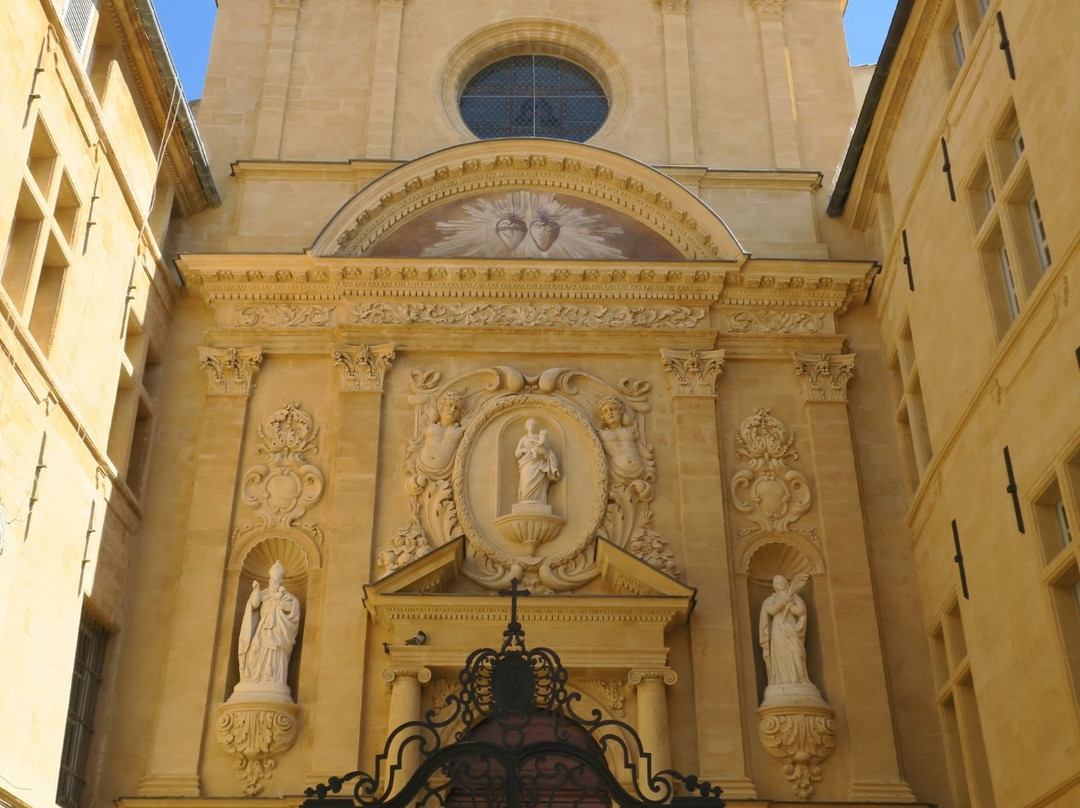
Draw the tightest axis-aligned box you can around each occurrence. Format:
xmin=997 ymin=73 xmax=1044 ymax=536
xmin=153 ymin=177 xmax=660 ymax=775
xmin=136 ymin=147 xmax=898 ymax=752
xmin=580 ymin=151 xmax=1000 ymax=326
xmin=230 ymin=158 xmax=404 ymax=183
xmin=177 ymin=255 xmax=873 ymax=315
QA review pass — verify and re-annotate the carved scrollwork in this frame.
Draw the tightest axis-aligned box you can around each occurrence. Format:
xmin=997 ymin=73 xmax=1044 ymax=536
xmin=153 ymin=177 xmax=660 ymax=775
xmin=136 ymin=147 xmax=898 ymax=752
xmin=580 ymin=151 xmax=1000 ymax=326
xmin=726 ymin=311 xmax=824 ymax=335
xmin=352 ymin=302 xmax=706 ymax=330
xmin=730 ymin=409 xmax=816 ymax=540
xmin=215 ymin=701 xmax=299 ymax=796
xmin=758 ymin=704 xmax=837 ymax=800
xmin=240 ymin=403 xmax=324 ymax=530
xmin=793 ymin=352 xmax=855 ymax=402
xmin=236 ymin=304 xmax=332 ymax=328
xmin=660 ymin=348 xmax=725 ymax=396
xmin=199 ymin=346 xmax=263 ymax=395
xmin=391 ymin=366 xmax=677 ymax=589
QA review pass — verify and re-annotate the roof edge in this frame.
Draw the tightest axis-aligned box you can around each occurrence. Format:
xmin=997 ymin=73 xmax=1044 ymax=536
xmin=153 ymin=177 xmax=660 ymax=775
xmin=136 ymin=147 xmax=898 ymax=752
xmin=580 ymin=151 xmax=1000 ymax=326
xmin=131 ymin=0 xmax=221 ymax=208
xmin=826 ymin=0 xmax=916 ymax=218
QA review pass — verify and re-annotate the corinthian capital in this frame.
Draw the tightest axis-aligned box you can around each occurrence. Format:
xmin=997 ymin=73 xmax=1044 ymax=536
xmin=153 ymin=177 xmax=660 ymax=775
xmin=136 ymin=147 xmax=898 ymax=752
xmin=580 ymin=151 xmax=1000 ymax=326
xmin=751 ymin=0 xmax=787 ymax=20
xmin=793 ymin=352 xmax=856 ymax=402
xmin=333 ymin=343 xmax=396 ymax=392
xmin=199 ymin=346 xmax=263 ymax=396
xmin=661 ymin=348 xmax=725 ymax=397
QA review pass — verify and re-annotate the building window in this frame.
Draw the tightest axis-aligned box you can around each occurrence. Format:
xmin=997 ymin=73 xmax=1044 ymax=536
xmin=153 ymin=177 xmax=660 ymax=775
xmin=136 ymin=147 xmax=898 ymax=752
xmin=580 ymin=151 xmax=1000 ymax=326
xmin=1027 ymin=194 xmax=1051 ymax=270
xmin=107 ymin=312 xmax=159 ymax=496
xmin=890 ymin=322 xmax=933 ymax=490
xmin=951 ymin=22 xmax=966 ymax=67
xmin=57 ymin=613 xmax=109 ymax=808
xmin=929 ymin=599 xmax=995 ymax=807
xmin=1036 ymin=450 xmax=1080 ymax=710
xmin=458 ymin=54 xmax=609 ymax=142
xmin=966 ymin=109 xmax=1053 ymax=339
xmin=1 ymin=116 xmax=79 ymax=356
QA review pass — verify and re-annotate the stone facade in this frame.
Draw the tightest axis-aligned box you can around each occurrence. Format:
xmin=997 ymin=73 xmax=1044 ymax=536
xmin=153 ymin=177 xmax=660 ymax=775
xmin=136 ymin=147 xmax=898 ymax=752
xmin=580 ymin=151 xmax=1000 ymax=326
xmin=1 ymin=2 xmax=1077 ymax=808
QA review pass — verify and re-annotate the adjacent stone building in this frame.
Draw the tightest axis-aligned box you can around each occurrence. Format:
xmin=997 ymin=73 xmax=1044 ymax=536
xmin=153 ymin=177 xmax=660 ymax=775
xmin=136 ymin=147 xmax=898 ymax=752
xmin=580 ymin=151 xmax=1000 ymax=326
xmin=0 ymin=2 xmax=1077 ymax=808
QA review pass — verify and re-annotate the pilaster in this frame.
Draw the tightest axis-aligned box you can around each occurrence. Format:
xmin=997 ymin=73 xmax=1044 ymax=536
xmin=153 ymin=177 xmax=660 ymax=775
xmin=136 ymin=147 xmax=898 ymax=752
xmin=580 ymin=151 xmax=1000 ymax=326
xmin=660 ymin=348 xmax=756 ymax=799
xmin=751 ymin=0 xmax=801 ymax=168
xmin=252 ymin=0 xmax=304 ymax=158
xmin=365 ymin=0 xmax=406 ymax=158
xmin=139 ymin=347 xmax=263 ymax=796
xmin=305 ymin=345 xmax=396 ymax=783
xmin=660 ymin=0 xmax=697 ymax=164
xmin=792 ymin=352 xmax=914 ymax=802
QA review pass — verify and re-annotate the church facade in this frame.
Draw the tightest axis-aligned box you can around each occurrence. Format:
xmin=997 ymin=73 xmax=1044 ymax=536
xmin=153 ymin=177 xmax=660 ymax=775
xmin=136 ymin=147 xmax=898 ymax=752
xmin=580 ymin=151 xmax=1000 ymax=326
xmin=1 ymin=2 xmax=1078 ymax=808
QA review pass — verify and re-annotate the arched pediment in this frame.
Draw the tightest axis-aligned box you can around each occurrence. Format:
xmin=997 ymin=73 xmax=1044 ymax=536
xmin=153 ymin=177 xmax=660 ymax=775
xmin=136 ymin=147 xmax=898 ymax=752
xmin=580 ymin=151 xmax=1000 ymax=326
xmin=311 ymin=139 xmax=747 ymax=262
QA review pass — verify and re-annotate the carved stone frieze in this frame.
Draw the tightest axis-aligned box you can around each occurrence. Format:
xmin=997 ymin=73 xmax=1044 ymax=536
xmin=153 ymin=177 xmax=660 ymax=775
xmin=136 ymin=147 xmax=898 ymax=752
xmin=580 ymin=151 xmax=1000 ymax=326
xmin=793 ymin=352 xmax=855 ymax=402
xmin=239 ymin=402 xmax=325 ymax=531
xmin=428 ymin=679 xmax=457 ymax=715
xmin=730 ymin=409 xmax=816 ymax=540
xmin=726 ymin=311 xmax=824 ymax=335
xmin=333 ymin=343 xmax=396 ymax=392
xmin=236 ymin=303 xmax=332 ymax=328
xmin=758 ymin=704 xmax=838 ymax=800
xmin=215 ymin=701 xmax=299 ymax=796
xmin=751 ymin=0 xmax=787 ymax=20
xmin=353 ymin=302 xmax=707 ymax=330
xmin=391 ymin=366 xmax=678 ymax=591
xmin=660 ymin=348 xmax=725 ymax=396
xmin=199 ymin=346 xmax=263 ymax=395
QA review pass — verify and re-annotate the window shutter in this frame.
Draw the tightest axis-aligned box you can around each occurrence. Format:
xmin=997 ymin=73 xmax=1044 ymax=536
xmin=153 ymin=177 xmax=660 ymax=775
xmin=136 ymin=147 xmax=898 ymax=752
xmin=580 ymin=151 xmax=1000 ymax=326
xmin=62 ymin=0 xmax=99 ymax=55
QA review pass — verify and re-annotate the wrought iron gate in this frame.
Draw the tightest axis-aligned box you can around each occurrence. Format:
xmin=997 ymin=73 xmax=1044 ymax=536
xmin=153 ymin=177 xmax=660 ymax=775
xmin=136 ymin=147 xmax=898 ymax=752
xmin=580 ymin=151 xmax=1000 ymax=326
xmin=303 ymin=583 xmax=725 ymax=808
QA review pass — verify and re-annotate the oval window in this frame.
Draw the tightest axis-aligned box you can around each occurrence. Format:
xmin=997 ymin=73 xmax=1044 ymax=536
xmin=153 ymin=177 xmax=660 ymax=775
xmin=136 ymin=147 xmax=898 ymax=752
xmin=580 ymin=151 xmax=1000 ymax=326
xmin=459 ymin=54 xmax=609 ymax=143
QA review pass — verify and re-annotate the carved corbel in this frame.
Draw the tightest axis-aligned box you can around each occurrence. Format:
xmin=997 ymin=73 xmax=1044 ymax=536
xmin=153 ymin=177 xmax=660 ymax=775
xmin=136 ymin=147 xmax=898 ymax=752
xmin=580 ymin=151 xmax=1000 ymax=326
xmin=215 ymin=701 xmax=300 ymax=796
xmin=757 ymin=704 xmax=838 ymax=800
xmin=751 ymin=0 xmax=787 ymax=20
xmin=199 ymin=346 xmax=263 ymax=395
xmin=333 ymin=343 xmax=396 ymax=392
xmin=660 ymin=348 xmax=725 ymax=396
xmin=793 ymin=353 xmax=855 ymax=402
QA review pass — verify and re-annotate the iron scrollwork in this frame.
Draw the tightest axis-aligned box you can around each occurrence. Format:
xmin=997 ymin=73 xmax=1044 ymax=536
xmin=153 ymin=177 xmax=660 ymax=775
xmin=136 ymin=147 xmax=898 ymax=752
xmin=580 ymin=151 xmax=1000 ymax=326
xmin=304 ymin=582 xmax=724 ymax=808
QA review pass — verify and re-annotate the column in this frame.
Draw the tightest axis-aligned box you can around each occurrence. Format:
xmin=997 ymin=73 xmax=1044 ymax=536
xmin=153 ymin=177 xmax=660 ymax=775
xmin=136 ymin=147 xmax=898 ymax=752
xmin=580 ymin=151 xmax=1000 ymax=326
xmin=383 ymin=666 xmax=432 ymax=794
xmin=659 ymin=349 xmax=757 ymax=799
xmin=305 ymin=343 xmax=396 ymax=783
xmin=661 ymin=0 xmax=697 ymax=164
xmin=627 ymin=669 xmax=678 ymax=775
xmin=252 ymin=0 xmax=304 ymax=158
xmin=365 ymin=0 xmax=406 ymax=158
xmin=792 ymin=352 xmax=914 ymax=802
xmin=139 ymin=347 xmax=263 ymax=796
xmin=752 ymin=0 xmax=801 ymax=168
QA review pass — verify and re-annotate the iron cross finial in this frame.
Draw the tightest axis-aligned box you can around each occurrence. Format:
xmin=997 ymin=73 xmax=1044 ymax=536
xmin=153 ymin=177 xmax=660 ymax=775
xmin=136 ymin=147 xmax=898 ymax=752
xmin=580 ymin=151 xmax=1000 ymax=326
xmin=498 ymin=577 xmax=531 ymax=634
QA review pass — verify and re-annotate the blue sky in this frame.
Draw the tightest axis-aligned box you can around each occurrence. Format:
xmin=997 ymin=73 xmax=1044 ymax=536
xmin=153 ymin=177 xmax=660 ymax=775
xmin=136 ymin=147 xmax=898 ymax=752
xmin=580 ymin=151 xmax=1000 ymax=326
xmin=153 ymin=0 xmax=898 ymax=102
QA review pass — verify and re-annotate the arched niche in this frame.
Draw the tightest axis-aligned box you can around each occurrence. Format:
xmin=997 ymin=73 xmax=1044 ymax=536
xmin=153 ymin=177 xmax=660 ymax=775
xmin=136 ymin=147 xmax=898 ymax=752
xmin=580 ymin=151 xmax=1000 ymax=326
xmin=224 ymin=535 xmax=311 ymax=702
xmin=745 ymin=541 xmax=826 ymax=706
xmin=310 ymin=139 xmax=747 ymax=262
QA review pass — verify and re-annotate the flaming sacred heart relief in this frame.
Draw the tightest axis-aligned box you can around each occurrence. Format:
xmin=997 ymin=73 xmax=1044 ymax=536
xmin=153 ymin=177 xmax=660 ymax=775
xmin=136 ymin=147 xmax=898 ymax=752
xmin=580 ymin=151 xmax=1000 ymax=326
xmin=529 ymin=217 xmax=561 ymax=251
xmin=495 ymin=214 xmax=528 ymax=249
